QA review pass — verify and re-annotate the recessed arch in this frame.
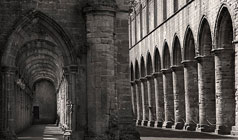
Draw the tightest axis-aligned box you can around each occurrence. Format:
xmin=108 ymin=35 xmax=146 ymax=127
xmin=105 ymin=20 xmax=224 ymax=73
xmin=140 ymin=56 xmax=146 ymax=77
xmin=162 ymin=42 xmax=171 ymax=69
xmin=131 ymin=62 xmax=134 ymax=81
xmin=135 ymin=60 xmax=140 ymax=79
xmin=213 ymin=5 xmax=235 ymax=133
xmin=146 ymin=52 xmax=153 ymax=75
xmin=198 ymin=17 xmax=212 ymax=56
xmin=154 ymin=47 xmax=161 ymax=72
xmin=184 ymin=27 xmax=196 ymax=60
xmin=215 ymin=6 xmax=234 ymax=49
xmin=172 ymin=35 xmax=182 ymax=65
xmin=1 ymin=10 xmax=77 ymax=67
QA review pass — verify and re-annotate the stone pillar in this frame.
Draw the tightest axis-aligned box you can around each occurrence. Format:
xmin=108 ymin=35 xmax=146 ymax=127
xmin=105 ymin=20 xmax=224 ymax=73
xmin=171 ymin=65 xmax=185 ymax=129
xmin=140 ymin=77 xmax=149 ymax=126
xmin=135 ymin=79 xmax=142 ymax=125
xmin=152 ymin=72 xmax=164 ymax=127
xmin=196 ymin=55 xmax=216 ymax=132
xmin=146 ymin=75 xmax=155 ymax=127
xmin=161 ymin=68 xmax=174 ymax=128
xmin=212 ymin=48 xmax=235 ymax=134
xmin=64 ymin=65 xmax=78 ymax=139
xmin=85 ymin=3 xmax=139 ymax=139
xmin=131 ymin=81 xmax=137 ymax=120
xmin=182 ymin=60 xmax=198 ymax=131
xmin=232 ymin=41 xmax=238 ymax=136
xmin=0 ymin=66 xmax=17 ymax=140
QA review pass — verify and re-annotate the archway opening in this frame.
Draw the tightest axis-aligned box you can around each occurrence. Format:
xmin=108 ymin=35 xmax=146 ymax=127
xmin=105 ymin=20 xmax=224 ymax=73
xmin=161 ymin=43 xmax=174 ymax=128
xmin=214 ymin=7 xmax=235 ymax=134
xmin=172 ymin=36 xmax=185 ymax=129
xmin=183 ymin=28 xmax=198 ymax=131
xmin=197 ymin=18 xmax=216 ymax=132
xmin=1 ymin=11 xmax=77 ymax=138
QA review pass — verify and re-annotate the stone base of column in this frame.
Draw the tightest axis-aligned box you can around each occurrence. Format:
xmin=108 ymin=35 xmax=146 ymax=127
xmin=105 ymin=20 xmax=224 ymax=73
xmin=230 ymin=126 xmax=238 ymax=136
xmin=154 ymin=121 xmax=163 ymax=128
xmin=141 ymin=120 xmax=148 ymax=126
xmin=136 ymin=120 xmax=142 ymax=126
xmin=196 ymin=124 xmax=215 ymax=132
xmin=184 ymin=123 xmax=196 ymax=131
xmin=162 ymin=121 xmax=173 ymax=128
xmin=0 ymin=131 xmax=17 ymax=140
xmin=147 ymin=121 xmax=155 ymax=127
xmin=215 ymin=125 xmax=231 ymax=135
xmin=172 ymin=122 xmax=184 ymax=130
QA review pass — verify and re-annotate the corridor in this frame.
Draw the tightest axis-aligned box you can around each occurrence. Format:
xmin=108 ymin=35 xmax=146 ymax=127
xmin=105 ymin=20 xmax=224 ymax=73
xmin=17 ymin=124 xmax=63 ymax=140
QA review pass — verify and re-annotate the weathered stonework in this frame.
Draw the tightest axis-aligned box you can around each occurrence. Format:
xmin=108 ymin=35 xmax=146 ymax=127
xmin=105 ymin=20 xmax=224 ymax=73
xmin=129 ymin=0 xmax=238 ymax=136
xmin=0 ymin=0 xmax=139 ymax=140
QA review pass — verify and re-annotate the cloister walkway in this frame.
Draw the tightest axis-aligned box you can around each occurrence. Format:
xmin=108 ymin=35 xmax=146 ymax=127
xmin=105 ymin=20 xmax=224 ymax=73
xmin=17 ymin=124 xmax=63 ymax=140
xmin=138 ymin=127 xmax=238 ymax=140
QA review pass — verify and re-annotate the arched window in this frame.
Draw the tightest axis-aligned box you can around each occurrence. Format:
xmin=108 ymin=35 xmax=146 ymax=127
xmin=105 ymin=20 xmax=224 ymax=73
xmin=174 ymin=0 xmax=178 ymax=13
xmin=163 ymin=0 xmax=167 ymax=20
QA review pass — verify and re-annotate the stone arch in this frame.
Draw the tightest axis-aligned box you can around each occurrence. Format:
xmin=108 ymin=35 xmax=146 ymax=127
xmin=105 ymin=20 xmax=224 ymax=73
xmin=171 ymin=34 xmax=185 ymax=129
xmin=1 ymin=10 xmax=77 ymax=67
xmin=153 ymin=47 xmax=164 ymax=127
xmin=184 ymin=27 xmax=196 ymax=61
xmin=162 ymin=42 xmax=171 ymax=69
xmin=183 ymin=26 xmax=199 ymax=131
xmin=172 ymin=35 xmax=182 ymax=66
xmin=140 ymin=56 xmax=146 ymax=77
xmin=0 ymin=10 xmax=79 ymax=135
xmin=197 ymin=16 xmax=216 ymax=131
xmin=146 ymin=52 xmax=153 ymax=75
xmin=215 ymin=5 xmax=234 ymax=49
xmin=213 ymin=5 xmax=235 ymax=134
xmin=131 ymin=62 xmax=134 ymax=81
xmin=154 ymin=47 xmax=161 ymax=72
xmin=198 ymin=17 xmax=213 ymax=55
xmin=135 ymin=60 xmax=140 ymax=79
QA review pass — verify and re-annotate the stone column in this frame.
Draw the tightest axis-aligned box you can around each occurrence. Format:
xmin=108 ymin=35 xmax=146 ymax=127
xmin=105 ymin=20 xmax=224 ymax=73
xmin=171 ymin=65 xmax=185 ymax=129
xmin=152 ymin=72 xmax=164 ymax=127
xmin=146 ymin=75 xmax=155 ymax=127
xmin=135 ymin=79 xmax=142 ymax=125
xmin=232 ymin=41 xmax=238 ymax=136
xmin=182 ymin=60 xmax=199 ymax=131
xmin=161 ymin=68 xmax=174 ymax=128
xmin=212 ymin=48 xmax=235 ymax=134
xmin=0 ymin=66 xmax=17 ymax=140
xmin=196 ymin=55 xmax=216 ymax=132
xmin=131 ymin=81 xmax=137 ymax=120
xmin=140 ymin=77 xmax=149 ymax=126
xmin=64 ymin=65 xmax=78 ymax=139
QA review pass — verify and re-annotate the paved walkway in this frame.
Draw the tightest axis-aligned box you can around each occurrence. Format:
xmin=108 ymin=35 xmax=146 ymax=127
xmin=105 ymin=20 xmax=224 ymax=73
xmin=137 ymin=126 xmax=238 ymax=140
xmin=17 ymin=124 xmax=63 ymax=140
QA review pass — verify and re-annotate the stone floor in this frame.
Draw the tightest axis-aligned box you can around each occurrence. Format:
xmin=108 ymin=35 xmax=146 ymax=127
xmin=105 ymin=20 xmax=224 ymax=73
xmin=17 ymin=124 xmax=63 ymax=140
xmin=137 ymin=126 xmax=238 ymax=140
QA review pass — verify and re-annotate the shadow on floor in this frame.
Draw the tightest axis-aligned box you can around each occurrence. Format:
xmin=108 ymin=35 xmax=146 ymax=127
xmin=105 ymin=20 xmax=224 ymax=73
xmin=17 ymin=124 xmax=63 ymax=140
xmin=137 ymin=126 xmax=238 ymax=139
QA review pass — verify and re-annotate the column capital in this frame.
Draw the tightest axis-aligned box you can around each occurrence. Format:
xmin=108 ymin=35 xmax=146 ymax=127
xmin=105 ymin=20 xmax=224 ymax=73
xmin=145 ymin=75 xmax=153 ymax=80
xmin=181 ymin=60 xmax=197 ymax=67
xmin=195 ymin=55 xmax=213 ymax=63
xmin=161 ymin=68 xmax=172 ymax=74
xmin=139 ymin=77 xmax=147 ymax=82
xmin=152 ymin=72 xmax=162 ymax=78
xmin=130 ymin=80 xmax=136 ymax=85
xmin=1 ymin=66 xmax=17 ymax=73
xmin=170 ymin=65 xmax=183 ymax=72
xmin=211 ymin=48 xmax=234 ymax=55
xmin=135 ymin=79 xmax=141 ymax=84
